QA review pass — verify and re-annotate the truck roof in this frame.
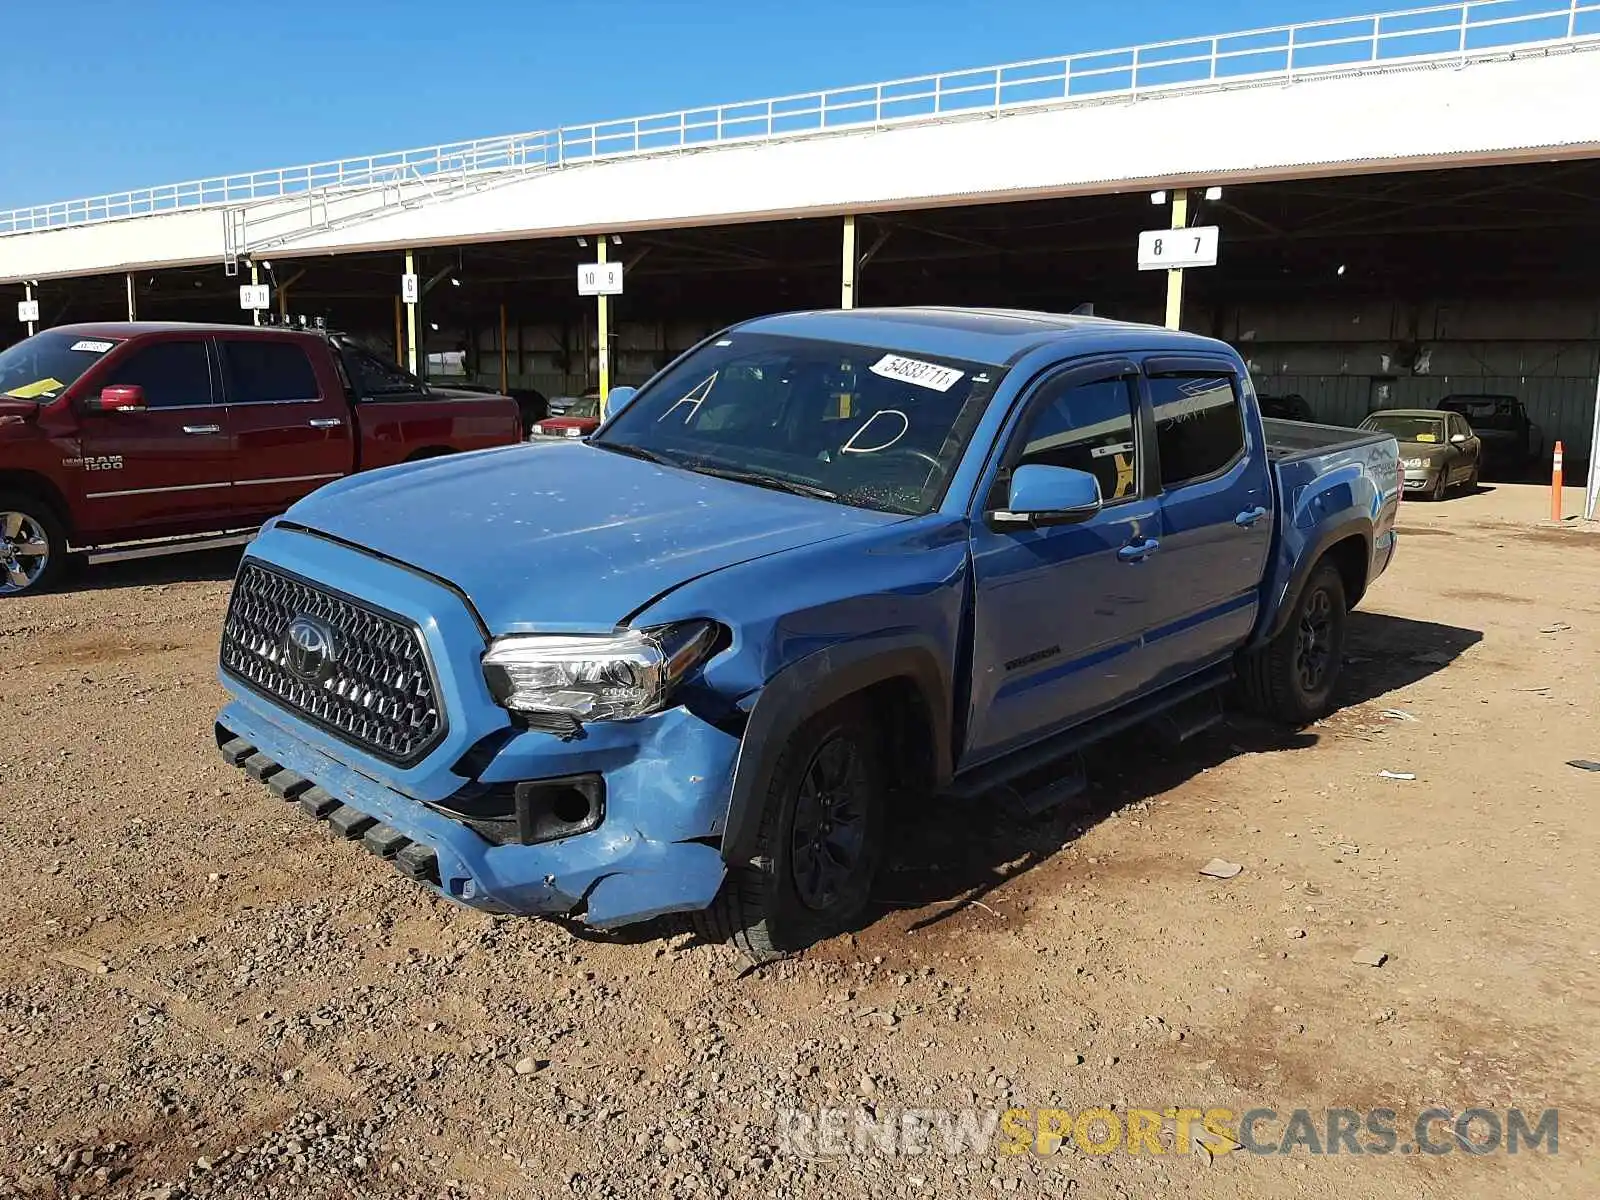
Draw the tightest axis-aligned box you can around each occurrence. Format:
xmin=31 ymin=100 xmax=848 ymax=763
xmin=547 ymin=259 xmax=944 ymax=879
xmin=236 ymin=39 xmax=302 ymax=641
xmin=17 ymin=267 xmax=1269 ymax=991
xmin=41 ymin=321 xmax=323 ymax=340
xmin=737 ymin=307 xmax=1234 ymax=366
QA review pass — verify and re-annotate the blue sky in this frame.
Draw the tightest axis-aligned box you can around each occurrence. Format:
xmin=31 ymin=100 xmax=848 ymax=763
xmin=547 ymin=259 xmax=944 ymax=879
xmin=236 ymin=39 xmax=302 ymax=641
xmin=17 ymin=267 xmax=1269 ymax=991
xmin=0 ymin=0 xmax=1375 ymax=209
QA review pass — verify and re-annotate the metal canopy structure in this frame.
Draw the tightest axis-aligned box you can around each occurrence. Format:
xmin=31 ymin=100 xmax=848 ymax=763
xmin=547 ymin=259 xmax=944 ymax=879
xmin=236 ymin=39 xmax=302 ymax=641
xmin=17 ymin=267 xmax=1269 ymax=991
xmin=1 ymin=0 xmax=1598 ymax=285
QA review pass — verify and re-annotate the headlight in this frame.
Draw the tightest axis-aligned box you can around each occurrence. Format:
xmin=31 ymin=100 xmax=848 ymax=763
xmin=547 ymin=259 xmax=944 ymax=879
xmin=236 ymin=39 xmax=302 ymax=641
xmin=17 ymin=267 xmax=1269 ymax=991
xmin=481 ymin=621 xmax=720 ymax=721
xmin=1402 ymin=457 xmax=1426 ymax=469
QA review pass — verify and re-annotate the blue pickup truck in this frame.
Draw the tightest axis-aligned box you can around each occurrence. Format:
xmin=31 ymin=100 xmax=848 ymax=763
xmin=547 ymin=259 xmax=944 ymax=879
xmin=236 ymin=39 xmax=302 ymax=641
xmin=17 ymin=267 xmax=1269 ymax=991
xmin=215 ymin=308 xmax=1399 ymax=960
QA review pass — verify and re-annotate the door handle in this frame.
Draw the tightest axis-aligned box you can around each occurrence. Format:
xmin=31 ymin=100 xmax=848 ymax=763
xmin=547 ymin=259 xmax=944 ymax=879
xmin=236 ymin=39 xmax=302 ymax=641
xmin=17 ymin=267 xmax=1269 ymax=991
xmin=1234 ymin=506 xmax=1267 ymax=528
xmin=1117 ymin=537 xmax=1160 ymax=563
xmin=182 ymin=424 xmax=221 ymax=435
xmin=309 ymin=417 xmax=344 ymax=429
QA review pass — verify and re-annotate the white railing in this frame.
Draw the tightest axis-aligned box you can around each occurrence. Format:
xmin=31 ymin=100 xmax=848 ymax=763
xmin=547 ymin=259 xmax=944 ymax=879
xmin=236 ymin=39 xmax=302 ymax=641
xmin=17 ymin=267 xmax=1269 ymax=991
xmin=3 ymin=0 xmax=1596 ymax=238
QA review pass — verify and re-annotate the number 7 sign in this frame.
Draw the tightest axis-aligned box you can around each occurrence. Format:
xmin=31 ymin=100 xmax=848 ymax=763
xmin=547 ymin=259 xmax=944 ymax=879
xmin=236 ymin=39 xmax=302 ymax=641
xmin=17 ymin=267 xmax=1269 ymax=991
xmin=1137 ymin=226 xmax=1220 ymax=271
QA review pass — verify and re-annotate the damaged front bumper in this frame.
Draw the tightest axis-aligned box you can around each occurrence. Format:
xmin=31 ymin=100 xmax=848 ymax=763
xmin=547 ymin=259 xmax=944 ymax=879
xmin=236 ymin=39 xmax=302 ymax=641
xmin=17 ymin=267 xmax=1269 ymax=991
xmin=214 ymin=526 xmax=740 ymax=927
xmin=217 ymin=701 xmax=737 ymax=926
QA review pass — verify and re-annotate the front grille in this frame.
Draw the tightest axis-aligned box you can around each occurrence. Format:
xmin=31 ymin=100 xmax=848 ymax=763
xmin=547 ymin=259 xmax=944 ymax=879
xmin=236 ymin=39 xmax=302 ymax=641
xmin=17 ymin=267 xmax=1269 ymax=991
xmin=220 ymin=562 xmax=445 ymax=764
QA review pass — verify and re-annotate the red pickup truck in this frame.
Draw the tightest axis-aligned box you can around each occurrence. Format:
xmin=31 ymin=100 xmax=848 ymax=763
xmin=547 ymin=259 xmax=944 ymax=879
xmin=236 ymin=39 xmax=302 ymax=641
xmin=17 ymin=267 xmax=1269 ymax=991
xmin=0 ymin=322 xmax=523 ymax=596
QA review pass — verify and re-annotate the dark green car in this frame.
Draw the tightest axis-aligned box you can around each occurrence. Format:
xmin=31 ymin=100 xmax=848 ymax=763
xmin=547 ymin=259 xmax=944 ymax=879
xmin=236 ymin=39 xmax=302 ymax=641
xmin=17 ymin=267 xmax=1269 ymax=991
xmin=1360 ymin=409 xmax=1481 ymax=501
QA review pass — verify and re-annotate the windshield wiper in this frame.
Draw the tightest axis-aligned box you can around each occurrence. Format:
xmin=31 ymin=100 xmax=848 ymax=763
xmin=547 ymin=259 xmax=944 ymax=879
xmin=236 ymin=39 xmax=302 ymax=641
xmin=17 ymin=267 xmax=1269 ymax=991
xmin=688 ymin=464 xmax=839 ymax=502
xmin=594 ymin=441 xmax=678 ymax=466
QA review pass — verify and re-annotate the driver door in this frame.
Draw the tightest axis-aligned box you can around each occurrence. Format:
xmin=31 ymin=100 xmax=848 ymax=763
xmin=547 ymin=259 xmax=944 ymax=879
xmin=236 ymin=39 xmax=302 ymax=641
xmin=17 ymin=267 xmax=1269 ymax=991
xmin=963 ymin=361 xmax=1163 ymax=768
xmin=77 ymin=337 xmax=230 ymax=538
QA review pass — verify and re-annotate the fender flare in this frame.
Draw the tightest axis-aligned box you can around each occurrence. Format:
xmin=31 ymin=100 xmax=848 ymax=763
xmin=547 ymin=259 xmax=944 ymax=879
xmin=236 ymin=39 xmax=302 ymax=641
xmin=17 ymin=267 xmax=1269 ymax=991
xmin=719 ymin=635 xmax=952 ymax=865
xmin=1264 ymin=518 xmax=1372 ymax=642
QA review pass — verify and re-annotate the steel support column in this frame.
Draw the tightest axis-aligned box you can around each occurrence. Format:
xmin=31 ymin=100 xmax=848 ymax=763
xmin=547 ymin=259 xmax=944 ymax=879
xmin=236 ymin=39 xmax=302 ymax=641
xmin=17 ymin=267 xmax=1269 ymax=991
xmin=1165 ymin=190 xmax=1190 ymax=332
xmin=597 ymin=237 xmax=611 ymax=414
xmin=405 ymin=250 xmax=419 ymax=377
xmin=841 ymin=216 xmax=857 ymax=310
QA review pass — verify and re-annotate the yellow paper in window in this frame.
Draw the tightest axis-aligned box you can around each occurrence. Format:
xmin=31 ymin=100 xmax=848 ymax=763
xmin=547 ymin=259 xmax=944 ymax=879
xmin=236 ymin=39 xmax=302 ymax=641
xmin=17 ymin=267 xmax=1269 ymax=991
xmin=1415 ymin=432 xmax=1437 ymax=443
xmin=5 ymin=377 xmax=64 ymax=400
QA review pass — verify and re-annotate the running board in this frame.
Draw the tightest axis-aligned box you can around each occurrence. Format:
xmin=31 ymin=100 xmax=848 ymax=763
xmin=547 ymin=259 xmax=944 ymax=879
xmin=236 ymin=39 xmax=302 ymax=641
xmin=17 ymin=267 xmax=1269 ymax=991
xmin=946 ymin=664 xmax=1233 ymax=803
xmin=82 ymin=529 xmax=258 ymax=566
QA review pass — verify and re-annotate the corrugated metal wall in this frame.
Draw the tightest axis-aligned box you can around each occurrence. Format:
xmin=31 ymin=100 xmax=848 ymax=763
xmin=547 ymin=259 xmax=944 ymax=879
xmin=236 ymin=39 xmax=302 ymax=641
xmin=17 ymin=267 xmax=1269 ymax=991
xmin=1218 ymin=297 xmax=1600 ymax=456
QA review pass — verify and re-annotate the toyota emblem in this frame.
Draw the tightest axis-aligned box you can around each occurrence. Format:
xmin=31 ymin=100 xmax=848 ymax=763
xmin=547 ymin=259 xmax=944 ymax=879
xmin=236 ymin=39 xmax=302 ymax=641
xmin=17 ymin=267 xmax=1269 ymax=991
xmin=283 ymin=614 xmax=339 ymax=682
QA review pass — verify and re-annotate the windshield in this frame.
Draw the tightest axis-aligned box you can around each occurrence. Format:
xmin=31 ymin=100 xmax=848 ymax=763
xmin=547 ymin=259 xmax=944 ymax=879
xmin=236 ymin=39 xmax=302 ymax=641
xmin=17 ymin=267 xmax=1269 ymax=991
xmin=593 ymin=332 xmax=1005 ymax=515
xmin=1363 ymin=414 xmax=1446 ymax=444
xmin=0 ymin=332 xmax=121 ymax=401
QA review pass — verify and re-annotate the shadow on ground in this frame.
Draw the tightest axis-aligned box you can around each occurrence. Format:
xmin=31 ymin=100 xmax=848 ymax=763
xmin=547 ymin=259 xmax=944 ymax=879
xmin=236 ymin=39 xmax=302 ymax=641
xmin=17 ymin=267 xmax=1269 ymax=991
xmin=67 ymin=546 xmax=245 ymax=594
xmin=859 ymin=609 xmax=1484 ymax=938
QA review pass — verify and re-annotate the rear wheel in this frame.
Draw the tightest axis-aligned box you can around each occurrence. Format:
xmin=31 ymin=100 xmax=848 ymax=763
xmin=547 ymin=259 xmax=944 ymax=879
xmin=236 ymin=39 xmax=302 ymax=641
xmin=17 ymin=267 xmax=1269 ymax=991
xmin=0 ymin=493 xmax=67 ymax=598
xmin=693 ymin=701 xmax=888 ymax=962
xmin=1237 ymin=560 xmax=1348 ymax=725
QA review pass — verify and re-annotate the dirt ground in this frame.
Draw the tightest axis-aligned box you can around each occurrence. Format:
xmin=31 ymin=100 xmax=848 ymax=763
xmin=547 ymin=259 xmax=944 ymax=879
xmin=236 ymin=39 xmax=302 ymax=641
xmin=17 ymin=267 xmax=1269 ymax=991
xmin=1 ymin=482 xmax=1596 ymax=1199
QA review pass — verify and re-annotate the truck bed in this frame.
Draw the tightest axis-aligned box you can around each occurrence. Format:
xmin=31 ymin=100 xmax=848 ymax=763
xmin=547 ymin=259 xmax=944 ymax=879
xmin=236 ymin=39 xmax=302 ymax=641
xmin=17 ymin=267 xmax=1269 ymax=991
xmin=1262 ymin=417 xmax=1390 ymax=462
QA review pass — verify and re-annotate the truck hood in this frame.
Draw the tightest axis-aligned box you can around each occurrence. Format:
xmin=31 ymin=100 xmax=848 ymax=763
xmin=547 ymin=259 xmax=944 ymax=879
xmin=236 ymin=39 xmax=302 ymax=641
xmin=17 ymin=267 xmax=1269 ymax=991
xmin=282 ymin=441 xmax=903 ymax=632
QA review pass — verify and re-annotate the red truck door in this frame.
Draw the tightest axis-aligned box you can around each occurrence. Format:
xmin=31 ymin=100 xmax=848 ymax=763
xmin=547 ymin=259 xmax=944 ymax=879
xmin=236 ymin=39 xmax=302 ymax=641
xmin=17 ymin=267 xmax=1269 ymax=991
xmin=218 ymin=335 xmax=352 ymax=518
xmin=76 ymin=336 xmax=232 ymax=537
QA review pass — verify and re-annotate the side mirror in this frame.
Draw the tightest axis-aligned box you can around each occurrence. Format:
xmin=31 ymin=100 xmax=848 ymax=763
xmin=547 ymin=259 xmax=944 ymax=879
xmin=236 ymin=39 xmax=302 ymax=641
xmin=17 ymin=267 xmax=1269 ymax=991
xmin=602 ymin=386 xmax=638 ymax=420
xmin=991 ymin=464 xmax=1103 ymax=529
xmin=1450 ymin=432 xmax=1467 ymax=444
xmin=85 ymin=384 xmax=147 ymax=414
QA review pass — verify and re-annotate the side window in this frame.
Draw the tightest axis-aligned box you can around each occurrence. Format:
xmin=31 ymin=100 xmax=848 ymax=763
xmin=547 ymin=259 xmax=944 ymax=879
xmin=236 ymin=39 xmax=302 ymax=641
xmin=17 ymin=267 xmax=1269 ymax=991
xmin=223 ymin=341 xmax=320 ymax=404
xmin=1012 ymin=375 xmax=1140 ymax=503
xmin=1149 ymin=374 xmax=1245 ymax=489
xmin=103 ymin=341 xmax=212 ymax=409
xmin=343 ymin=345 xmax=422 ymax=398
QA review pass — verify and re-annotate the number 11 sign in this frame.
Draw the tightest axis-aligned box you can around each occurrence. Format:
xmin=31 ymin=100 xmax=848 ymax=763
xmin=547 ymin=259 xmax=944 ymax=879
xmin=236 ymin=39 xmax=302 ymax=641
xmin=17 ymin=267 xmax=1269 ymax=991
xmin=1137 ymin=226 xmax=1220 ymax=272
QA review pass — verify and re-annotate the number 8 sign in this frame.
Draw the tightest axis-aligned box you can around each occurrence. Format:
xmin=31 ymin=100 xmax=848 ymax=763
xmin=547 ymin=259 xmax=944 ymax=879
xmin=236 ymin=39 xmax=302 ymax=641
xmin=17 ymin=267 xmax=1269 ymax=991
xmin=1137 ymin=226 xmax=1220 ymax=271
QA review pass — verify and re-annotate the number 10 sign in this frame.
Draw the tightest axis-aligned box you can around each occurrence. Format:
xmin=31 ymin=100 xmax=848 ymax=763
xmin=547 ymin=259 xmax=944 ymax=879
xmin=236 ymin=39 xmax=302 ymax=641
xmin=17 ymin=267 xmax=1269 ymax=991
xmin=1137 ymin=226 xmax=1220 ymax=271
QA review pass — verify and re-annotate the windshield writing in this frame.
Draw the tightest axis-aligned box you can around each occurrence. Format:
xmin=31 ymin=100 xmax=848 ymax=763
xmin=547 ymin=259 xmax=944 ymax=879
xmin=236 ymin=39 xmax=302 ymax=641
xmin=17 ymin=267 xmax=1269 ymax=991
xmin=593 ymin=333 xmax=1004 ymax=515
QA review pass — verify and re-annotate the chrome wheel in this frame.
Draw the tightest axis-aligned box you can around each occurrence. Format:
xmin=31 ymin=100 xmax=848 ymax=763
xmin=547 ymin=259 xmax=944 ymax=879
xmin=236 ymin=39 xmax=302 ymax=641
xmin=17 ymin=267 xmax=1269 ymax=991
xmin=0 ymin=510 xmax=51 ymax=595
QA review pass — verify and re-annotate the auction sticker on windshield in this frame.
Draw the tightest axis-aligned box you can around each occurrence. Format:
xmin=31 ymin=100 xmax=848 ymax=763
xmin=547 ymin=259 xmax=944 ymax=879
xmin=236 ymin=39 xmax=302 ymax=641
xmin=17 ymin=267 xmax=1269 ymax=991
xmin=70 ymin=340 xmax=116 ymax=354
xmin=5 ymin=378 xmax=65 ymax=400
xmin=870 ymin=354 xmax=965 ymax=393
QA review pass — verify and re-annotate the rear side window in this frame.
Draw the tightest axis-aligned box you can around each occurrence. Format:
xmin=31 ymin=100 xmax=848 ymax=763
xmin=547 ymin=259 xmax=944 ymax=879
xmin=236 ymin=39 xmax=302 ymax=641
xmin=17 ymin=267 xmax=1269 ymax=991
xmin=223 ymin=341 xmax=320 ymax=404
xmin=104 ymin=341 xmax=213 ymax=409
xmin=1013 ymin=375 xmax=1140 ymax=503
xmin=1149 ymin=374 xmax=1245 ymax=488
xmin=343 ymin=345 xmax=423 ymax=397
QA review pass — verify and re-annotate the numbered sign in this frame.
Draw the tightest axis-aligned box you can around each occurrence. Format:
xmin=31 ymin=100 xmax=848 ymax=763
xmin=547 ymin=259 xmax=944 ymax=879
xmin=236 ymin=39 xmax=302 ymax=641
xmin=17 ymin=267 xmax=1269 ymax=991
xmin=238 ymin=284 xmax=271 ymax=311
xmin=401 ymin=273 xmax=420 ymax=304
xmin=17 ymin=299 xmax=40 ymax=323
xmin=577 ymin=262 xmax=623 ymax=296
xmin=1137 ymin=226 xmax=1220 ymax=272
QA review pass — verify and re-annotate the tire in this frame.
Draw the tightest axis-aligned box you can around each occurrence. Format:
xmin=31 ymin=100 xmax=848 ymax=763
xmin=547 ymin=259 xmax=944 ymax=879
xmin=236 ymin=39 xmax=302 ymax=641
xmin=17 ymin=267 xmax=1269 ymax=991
xmin=693 ymin=700 xmax=888 ymax=963
xmin=1236 ymin=560 xmax=1348 ymax=725
xmin=1430 ymin=468 xmax=1448 ymax=502
xmin=0 ymin=492 xmax=68 ymax=598
xmin=1466 ymin=462 xmax=1480 ymax=493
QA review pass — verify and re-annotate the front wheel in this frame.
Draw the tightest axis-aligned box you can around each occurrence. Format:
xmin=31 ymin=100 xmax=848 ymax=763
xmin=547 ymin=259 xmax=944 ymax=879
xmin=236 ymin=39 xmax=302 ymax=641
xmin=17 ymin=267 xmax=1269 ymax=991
xmin=1236 ymin=560 xmax=1348 ymax=725
xmin=693 ymin=702 xmax=888 ymax=963
xmin=0 ymin=493 xmax=68 ymax=598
